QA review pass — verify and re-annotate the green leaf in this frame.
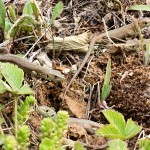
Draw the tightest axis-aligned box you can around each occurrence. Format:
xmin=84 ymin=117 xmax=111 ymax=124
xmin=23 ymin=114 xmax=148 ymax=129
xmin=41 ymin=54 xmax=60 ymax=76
xmin=129 ymin=5 xmax=150 ymax=11
xmin=96 ymin=124 xmax=125 ymax=140
xmin=50 ymin=1 xmax=63 ymax=25
xmin=18 ymin=84 xmax=33 ymax=95
xmin=0 ymin=80 xmax=7 ymax=94
xmin=104 ymin=59 xmax=111 ymax=86
xmin=0 ymin=0 xmax=6 ymax=28
xmin=101 ymin=59 xmax=111 ymax=101
xmin=23 ymin=0 xmax=33 ymax=16
xmin=138 ymin=138 xmax=150 ymax=150
xmin=0 ymin=117 xmax=3 ymax=125
xmin=30 ymin=1 xmax=39 ymax=20
xmin=97 ymin=110 xmax=142 ymax=141
xmin=102 ymin=109 xmax=126 ymax=135
xmin=0 ymin=134 xmax=5 ymax=145
xmin=101 ymin=84 xmax=112 ymax=101
xmin=124 ymin=119 xmax=142 ymax=140
xmin=107 ymin=139 xmax=128 ymax=150
xmin=75 ymin=142 xmax=85 ymax=150
xmin=7 ymin=15 xmax=37 ymax=39
xmin=8 ymin=5 xmax=17 ymax=21
xmin=39 ymin=138 xmax=56 ymax=150
xmin=4 ymin=19 xmax=14 ymax=39
xmin=0 ymin=104 xmax=4 ymax=112
xmin=0 ymin=80 xmax=12 ymax=93
xmin=1 ymin=63 xmax=24 ymax=92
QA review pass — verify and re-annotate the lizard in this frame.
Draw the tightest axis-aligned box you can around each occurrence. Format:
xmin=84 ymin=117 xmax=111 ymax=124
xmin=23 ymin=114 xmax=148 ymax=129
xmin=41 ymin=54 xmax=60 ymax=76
xmin=64 ymin=17 xmax=150 ymax=95
xmin=0 ymin=54 xmax=65 ymax=82
xmin=36 ymin=105 xmax=103 ymax=134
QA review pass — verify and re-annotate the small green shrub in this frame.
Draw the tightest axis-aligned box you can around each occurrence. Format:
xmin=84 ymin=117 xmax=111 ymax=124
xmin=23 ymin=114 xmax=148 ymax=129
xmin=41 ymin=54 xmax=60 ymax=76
xmin=39 ymin=110 xmax=69 ymax=150
xmin=17 ymin=125 xmax=30 ymax=150
xmin=0 ymin=0 xmax=64 ymax=39
xmin=17 ymin=95 xmax=36 ymax=125
xmin=3 ymin=135 xmax=17 ymax=150
xmin=96 ymin=109 xmax=142 ymax=140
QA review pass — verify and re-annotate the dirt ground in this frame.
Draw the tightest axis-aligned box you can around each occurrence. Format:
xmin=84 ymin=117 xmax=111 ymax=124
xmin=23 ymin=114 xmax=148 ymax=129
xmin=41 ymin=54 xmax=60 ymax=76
xmin=0 ymin=0 xmax=150 ymax=149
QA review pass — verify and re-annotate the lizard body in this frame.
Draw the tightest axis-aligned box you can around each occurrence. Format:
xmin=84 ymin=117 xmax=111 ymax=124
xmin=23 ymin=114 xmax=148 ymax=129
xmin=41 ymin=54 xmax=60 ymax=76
xmin=0 ymin=54 xmax=64 ymax=81
xmin=37 ymin=105 xmax=102 ymax=133
xmin=64 ymin=17 xmax=150 ymax=94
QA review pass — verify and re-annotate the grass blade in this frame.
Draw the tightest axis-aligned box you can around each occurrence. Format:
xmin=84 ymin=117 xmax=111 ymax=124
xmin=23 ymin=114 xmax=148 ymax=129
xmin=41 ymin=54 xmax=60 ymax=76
xmin=129 ymin=5 xmax=150 ymax=11
xmin=50 ymin=1 xmax=63 ymax=25
xmin=0 ymin=0 xmax=6 ymax=28
xmin=101 ymin=59 xmax=111 ymax=101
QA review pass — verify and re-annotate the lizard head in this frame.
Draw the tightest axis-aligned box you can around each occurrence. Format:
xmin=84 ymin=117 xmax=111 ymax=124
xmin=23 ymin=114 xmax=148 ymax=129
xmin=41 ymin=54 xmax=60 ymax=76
xmin=138 ymin=17 xmax=150 ymax=28
xmin=37 ymin=105 xmax=56 ymax=117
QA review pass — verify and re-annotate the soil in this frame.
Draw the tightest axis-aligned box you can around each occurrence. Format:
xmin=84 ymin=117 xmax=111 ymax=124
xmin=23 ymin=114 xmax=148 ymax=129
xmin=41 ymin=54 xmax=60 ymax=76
xmin=0 ymin=0 xmax=150 ymax=150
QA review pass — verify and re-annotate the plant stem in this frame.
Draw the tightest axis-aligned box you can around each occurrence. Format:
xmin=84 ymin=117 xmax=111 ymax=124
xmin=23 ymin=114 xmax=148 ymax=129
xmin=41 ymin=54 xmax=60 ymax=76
xmin=14 ymin=94 xmax=18 ymax=138
xmin=0 ymin=126 xmax=3 ymax=135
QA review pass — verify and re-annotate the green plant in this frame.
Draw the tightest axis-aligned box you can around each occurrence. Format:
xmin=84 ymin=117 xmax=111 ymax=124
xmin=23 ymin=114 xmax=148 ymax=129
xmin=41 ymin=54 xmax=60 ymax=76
xmin=49 ymin=1 xmax=63 ymax=26
xmin=107 ymin=139 xmax=127 ymax=150
xmin=17 ymin=95 xmax=36 ymax=125
xmin=0 ymin=0 xmax=6 ymax=28
xmin=137 ymin=138 xmax=150 ymax=150
xmin=17 ymin=125 xmax=30 ymax=150
xmin=0 ymin=62 xmax=34 ymax=134
xmin=2 ymin=125 xmax=30 ymax=150
xmin=96 ymin=109 xmax=142 ymax=140
xmin=0 ymin=62 xmax=36 ymax=150
xmin=0 ymin=62 xmax=33 ymax=130
xmin=8 ymin=5 xmax=17 ymax=22
xmin=98 ymin=59 xmax=111 ymax=108
xmin=3 ymin=135 xmax=17 ymax=150
xmin=0 ymin=0 xmax=40 ymax=39
xmin=0 ymin=0 xmax=63 ymax=40
xmin=39 ymin=110 xmax=69 ymax=150
xmin=0 ymin=63 xmax=33 ymax=95
xmin=101 ymin=59 xmax=111 ymax=101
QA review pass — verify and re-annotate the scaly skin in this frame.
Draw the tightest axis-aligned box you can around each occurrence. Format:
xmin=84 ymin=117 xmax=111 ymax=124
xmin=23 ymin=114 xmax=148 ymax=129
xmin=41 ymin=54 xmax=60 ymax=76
xmin=0 ymin=54 xmax=64 ymax=82
xmin=37 ymin=105 xmax=103 ymax=134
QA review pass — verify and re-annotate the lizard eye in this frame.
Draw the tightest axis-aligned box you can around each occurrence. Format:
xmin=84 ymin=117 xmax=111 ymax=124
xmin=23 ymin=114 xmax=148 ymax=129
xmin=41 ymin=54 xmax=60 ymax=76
xmin=54 ymin=75 xmax=57 ymax=79
xmin=46 ymin=109 xmax=49 ymax=113
xmin=45 ymin=109 xmax=55 ymax=117
xmin=142 ymin=19 xmax=150 ymax=26
xmin=143 ymin=21 xmax=148 ymax=25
